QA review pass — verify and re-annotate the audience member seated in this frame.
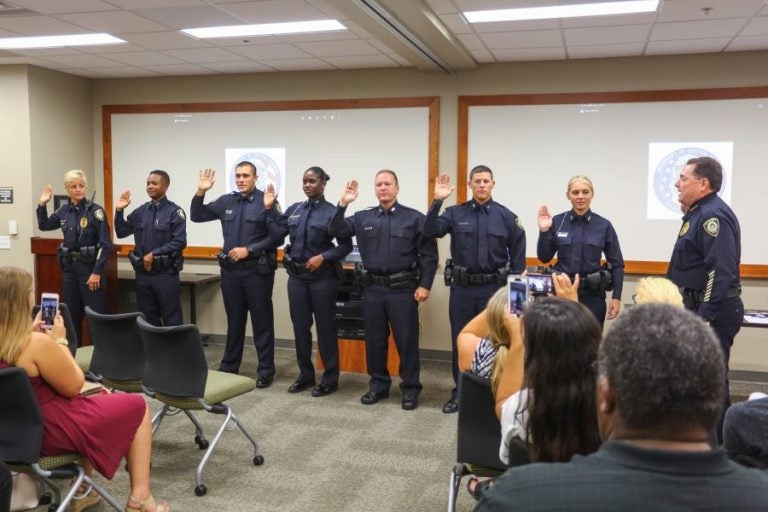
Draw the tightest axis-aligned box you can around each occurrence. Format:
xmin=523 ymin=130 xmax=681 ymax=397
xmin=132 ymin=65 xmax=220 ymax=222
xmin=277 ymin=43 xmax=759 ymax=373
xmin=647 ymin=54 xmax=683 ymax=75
xmin=475 ymin=304 xmax=768 ymax=512
xmin=723 ymin=391 xmax=768 ymax=469
xmin=0 ymin=267 xmax=169 ymax=512
xmin=633 ymin=276 xmax=683 ymax=306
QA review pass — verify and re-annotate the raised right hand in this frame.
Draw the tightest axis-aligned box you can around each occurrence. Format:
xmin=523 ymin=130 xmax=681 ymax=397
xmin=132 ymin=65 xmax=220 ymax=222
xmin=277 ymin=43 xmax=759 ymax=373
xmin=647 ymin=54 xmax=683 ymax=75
xmin=264 ymin=183 xmax=276 ymax=209
xmin=537 ymin=204 xmax=552 ymax=232
xmin=116 ymin=190 xmax=131 ymax=211
xmin=197 ymin=168 xmax=216 ymax=193
xmin=433 ymin=173 xmax=455 ymax=201
xmin=339 ymin=180 xmax=359 ymax=207
xmin=39 ymin=185 xmax=53 ymax=206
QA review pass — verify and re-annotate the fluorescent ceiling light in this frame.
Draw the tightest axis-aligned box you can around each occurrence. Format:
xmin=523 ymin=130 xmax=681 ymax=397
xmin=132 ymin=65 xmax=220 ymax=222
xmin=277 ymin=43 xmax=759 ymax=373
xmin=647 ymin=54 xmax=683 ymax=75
xmin=0 ymin=33 xmax=126 ymax=49
xmin=464 ymin=0 xmax=659 ymax=23
xmin=181 ymin=20 xmax=346 ymax=39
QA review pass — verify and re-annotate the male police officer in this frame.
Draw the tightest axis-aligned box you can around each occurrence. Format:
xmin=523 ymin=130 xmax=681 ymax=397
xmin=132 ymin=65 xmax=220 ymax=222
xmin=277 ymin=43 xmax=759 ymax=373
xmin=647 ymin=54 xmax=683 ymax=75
xmin=329 ymin=170 xmax=437 ymax=410
xmin=190 ymin=163 xmax=283 ymax=387
xmin=114 ymin=170 xmax=187 ymax=326
xmin=667 ymin=156 xmax=743 ymax=442
xmin=423 ymin=166 xmax=526 ymax=414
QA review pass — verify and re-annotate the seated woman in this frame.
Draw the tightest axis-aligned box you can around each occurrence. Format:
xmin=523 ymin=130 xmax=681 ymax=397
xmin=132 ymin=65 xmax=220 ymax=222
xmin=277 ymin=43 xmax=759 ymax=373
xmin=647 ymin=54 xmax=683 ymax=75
xmin=633 ymin=276 xmax=684 ymax=306
xmin=0 ymin=267 xmax=169 ymax=512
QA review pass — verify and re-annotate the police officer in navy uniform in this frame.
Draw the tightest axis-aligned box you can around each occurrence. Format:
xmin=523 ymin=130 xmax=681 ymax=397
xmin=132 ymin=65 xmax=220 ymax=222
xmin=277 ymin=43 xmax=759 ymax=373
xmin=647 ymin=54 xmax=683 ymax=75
xmin=37 ymin=169 xmax=111 ymax=344
xmin=423 ymin=167 xmax=526 ymax=414
xmin=329 ymin=170 xmax=437 ymax=410
xmin=537 ymin=175 xmax=624 ymax=327
xmin=667 ymin=156 xmax=743 ymax=442
xmin=190 ymin=163 xmax=283 ymax=387
xmin=267 ymin=166 xmax=352 ymax=397
xmin=114 ymin=170 xmax=187 ymax=326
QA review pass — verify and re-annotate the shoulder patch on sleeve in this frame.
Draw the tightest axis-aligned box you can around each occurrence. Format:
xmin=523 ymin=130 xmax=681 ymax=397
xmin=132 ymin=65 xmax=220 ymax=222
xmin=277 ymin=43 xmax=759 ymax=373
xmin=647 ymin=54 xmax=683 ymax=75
xmin=703 ymin=217 xmax=719 ymax=237
xmin=93 ymin=208 xmax=104 ymax=221
xmin=177 ymin=208 xmax=186 ymax=220
xmin=516 ymin=217 xmax=525 ymax=231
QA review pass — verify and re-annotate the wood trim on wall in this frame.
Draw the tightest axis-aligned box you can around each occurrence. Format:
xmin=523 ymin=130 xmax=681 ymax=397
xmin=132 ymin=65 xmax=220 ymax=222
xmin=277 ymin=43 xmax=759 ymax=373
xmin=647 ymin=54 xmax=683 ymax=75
xmin=103 ymin=96 xmax=440 ymax=260
xmin=460 ymin=86 xmax=768 ymax=279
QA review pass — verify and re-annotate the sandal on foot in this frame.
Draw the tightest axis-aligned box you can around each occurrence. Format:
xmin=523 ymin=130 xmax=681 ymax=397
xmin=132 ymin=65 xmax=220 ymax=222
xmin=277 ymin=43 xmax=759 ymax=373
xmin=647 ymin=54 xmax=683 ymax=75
xmin=69 ymin=483 xmax=101 ymax=512
xmin=125 ymin=494 xmax=170 ymax=512
xmin=467 ymin=476 xmax=495 ymax=500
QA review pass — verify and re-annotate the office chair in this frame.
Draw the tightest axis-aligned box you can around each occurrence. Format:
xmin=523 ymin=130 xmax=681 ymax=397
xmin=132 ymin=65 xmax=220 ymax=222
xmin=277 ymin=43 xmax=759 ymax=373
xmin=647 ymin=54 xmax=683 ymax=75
xmin=85 ymin=307 xmax=146 ymax=393
xmin=32 ymin=302 xmax=92 ymax=373
xmin=136 ymin=316 xmax=263 ymax=497
xmin=447 ymin=372 xmax=529 ymax=512
xmin=0 ymin=366 xmax=122 ymax=512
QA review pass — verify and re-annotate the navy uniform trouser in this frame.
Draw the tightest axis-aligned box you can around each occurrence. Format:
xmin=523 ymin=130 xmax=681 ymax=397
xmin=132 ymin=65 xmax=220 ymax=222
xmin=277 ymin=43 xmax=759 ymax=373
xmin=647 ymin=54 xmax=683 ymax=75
xmin=135 ymin=271 xmax=183 ymax=326
xmin=219 ymin=268 xmax=275 ymax=376
xmin=363 ymin=284 xmax=421 ymax=398
xmin=578 ymin=289 xmax=607 ymax=329
xmin=448 ymin=282 xmax=499 ymax=398
xmin=287 ymin=274 xmax=340 ymax=385
xmin=62 ymin=262 xmax=107 ymax=345
xmin=701 ymin=296 xmax=744 ymax=443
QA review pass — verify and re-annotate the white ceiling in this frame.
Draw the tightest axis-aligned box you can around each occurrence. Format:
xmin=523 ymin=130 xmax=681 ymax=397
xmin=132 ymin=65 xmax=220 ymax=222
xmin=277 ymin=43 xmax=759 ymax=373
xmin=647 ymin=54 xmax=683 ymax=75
xmin=0 ymin=0 xmax=765 ymax=78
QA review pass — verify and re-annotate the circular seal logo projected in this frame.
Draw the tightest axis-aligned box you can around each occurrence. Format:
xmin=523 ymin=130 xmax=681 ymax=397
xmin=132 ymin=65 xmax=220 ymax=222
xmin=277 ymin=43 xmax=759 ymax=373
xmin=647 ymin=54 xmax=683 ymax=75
xmin=228 ymin=152 xmax=283 ymax=194
xmin=653 ymin=147 xmax=723 ymax=214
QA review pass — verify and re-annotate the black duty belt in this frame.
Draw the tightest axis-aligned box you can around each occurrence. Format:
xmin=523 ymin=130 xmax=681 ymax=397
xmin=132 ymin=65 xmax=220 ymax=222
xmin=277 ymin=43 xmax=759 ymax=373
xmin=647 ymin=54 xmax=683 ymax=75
xmin=448 ymin=265 xmax=507 ymax=287
xmin=683 ymin=285 xmax=742 ymax=304
xmin=367 ymin=270 xmax=418 ymax=289
xmin=58 ymin=245 xmax=97 ymax=264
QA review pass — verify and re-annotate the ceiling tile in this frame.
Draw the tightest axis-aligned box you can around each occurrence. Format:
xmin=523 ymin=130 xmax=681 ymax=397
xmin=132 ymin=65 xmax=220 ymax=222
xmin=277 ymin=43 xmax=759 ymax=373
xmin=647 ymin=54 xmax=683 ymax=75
xmin=136 ymin=5 xmax=242 ymax=30
xmin=9 ymin=0 xmax=118 ymax=14
xmin=438 ymin=14 xmax=474 ymax=35
xmin=0 ymin=15 xmax=89 ymax=35
xmin=740 ymin=15 xmax=768 ymax=36
xmin=198 ymin=61 xmax=275 ymax=73
xmin=67 ymin=65 xmax=164 ymax=77
xmin=227 ymin=43 xmax=313 ymax=59
xmin=196 ymin=35 xmax=283 ymax=47
xmin=470 ymin=48 xmax=494 ymax=63
xmin=646 ymin=37 xmax=731 ymax=55
xmin=457 ymin=33 xmax=485 ymax=50
xmin=323 ymin=54 xmax=399 ymax=69
xmin=424 ymin=0 xmax=460 ymax=15
xmin=214 ymin=0 xmax=327 ymax=23
xmin=143 ymin=63 xmax=218 ymax=75
xmin=479 ymin=29 xmax=562 ymax=49
xmin=726 ymin=35 xmax=768 ymax=51
xmin=162 ymin=47 xmax=247 ymax=63
xmin=565 ymin=24 xmax=651 ymax=47
xmin=657 ymin=0 xmax=765 ymax=22
xmin=36 ymin=53 xmax=124 ymax=67
xmin=470 ymin=18 xmax=560 ymax=33
xmin=55 ymin=11 xmax=171 ymax=33
xmin=651 ymin=18 xmax=749 ymax=40
xmin=97 ymin=51 xmax=187 ymax=66
xmin=295 ymin=39 xmax=380 ymax=57
xmin=118 ymin=31 xmax=212 ymax=50
xmin=366 ymin=38 xmax=398 ymax=55
xmin=276 ymin=31 xmax=357 ymax=43
xmin=453 ymin=0 xmax=550 ymax=9
xmin=568 ymin=42 xmax=645 ymax=59
xmin=86 ymin=43 xmax=151 ymax=54
xmin=492 ymin=47 xmax=566 ymax=61
xmin=561 ymin=12 xmax=658 ymax=28
xmin=258 ymin=58 xmax=336 ymax=71
xmin=107 ymin=0 xmax=208 ymax=8
xmin=7 ymin=47 xmax=83 ymax=57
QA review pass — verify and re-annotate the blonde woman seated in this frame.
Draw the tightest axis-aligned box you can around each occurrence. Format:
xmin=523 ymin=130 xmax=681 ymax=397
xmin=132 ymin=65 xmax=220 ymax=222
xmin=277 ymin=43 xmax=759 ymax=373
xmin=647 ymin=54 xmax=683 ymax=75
xmin=633 ymin=276 xmax=684 ymax=306
xmin=0 ymin=267 xmax=169 ymax=512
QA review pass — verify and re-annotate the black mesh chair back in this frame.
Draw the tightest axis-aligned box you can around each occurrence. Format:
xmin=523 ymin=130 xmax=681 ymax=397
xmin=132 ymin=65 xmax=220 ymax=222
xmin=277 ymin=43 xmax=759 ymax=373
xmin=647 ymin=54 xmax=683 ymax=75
xmin=32 ymin=302 xmax=78 ymax=356
xmin=86 ymin=307 xmax=145 ymax=391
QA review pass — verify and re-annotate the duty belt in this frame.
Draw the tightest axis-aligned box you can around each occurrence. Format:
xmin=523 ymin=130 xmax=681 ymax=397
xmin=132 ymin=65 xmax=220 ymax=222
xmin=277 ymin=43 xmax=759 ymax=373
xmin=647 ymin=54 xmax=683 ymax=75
xmin=448 ymin=264 xmax=507 ymax=287
xmin=367 ymin=270 xmax=418 ymax=289
xmin=682 ymin=284 xmax=742 ymax=305
xmin=58 ymin=244 xmax=97 ymax=264
xmin=128 ymin=251 xmax=182 ymax=272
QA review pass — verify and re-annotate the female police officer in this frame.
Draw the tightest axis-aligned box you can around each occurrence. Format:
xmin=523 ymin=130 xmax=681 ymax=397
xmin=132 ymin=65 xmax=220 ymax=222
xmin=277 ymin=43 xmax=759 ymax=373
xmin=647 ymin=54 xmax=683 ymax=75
xmin=37 ymin=169 xmax=111 ymax=343
xmin=536 ymin=175 xmax=624 ymax=327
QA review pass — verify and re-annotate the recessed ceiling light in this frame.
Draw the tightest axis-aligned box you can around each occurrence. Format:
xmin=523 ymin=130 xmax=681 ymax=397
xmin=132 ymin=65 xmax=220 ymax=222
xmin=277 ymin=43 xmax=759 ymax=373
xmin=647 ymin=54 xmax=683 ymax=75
xmin=0 ymin=33 xmax=126 ymax=49
xmin=464 ymin=0 xmax=660 ymax=23
xmin=181 ymin=20 xmax=346 ymax=39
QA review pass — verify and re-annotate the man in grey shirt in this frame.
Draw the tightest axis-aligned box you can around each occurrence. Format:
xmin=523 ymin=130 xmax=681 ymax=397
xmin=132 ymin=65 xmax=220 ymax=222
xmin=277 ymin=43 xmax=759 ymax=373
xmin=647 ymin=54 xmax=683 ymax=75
xmin=476 ymin=304 xmax=768 ymax=511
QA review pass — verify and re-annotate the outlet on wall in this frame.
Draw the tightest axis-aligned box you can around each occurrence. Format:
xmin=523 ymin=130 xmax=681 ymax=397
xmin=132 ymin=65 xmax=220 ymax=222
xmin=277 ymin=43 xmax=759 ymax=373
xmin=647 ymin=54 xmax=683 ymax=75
xmin=0 ymin=236 xmax=10 ymax=250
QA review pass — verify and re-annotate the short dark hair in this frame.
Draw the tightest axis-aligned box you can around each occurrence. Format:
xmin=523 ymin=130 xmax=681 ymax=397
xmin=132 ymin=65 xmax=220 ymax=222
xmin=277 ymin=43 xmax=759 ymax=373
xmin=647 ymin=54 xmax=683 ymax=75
xmin=150 ymin=169 xmax=170 ymax=186
xmin=236 ymin=161 xmax=257 ymax=176
xmin=599 ymin=304 xmax=724 ymax=433
xmin=375 ymin=169 xmax=398 ymax=185
xmin=469 ymin=165 xmax=494 ymax=181
xmin=305 ymin=166 xmax=330 ymax=182
xmin=687 ymin=156 xmax=722 ymax=192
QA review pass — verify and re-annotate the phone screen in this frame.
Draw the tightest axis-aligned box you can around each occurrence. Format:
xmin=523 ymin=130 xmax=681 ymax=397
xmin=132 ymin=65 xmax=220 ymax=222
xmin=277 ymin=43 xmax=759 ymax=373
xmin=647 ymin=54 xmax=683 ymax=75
xmin=507 ymin=276 xmax=529 ymax=317
xmin=41 ymin=294 xmax=58 ymax=328
xmin=528 ymin=273 xmax=553 ymax=296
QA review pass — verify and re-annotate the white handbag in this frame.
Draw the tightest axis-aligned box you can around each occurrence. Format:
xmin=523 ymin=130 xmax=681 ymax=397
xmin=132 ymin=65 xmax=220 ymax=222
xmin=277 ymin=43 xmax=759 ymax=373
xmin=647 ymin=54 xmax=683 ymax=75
xmin=10 ymin=472 xmax=42 ymax=512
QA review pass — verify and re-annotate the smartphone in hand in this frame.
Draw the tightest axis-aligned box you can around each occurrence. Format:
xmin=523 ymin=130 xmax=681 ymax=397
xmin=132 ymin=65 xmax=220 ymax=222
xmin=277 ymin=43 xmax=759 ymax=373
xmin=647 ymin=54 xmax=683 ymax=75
xmin=41 ymin=292 xmax=59 ymax=329
xmin=507 ymin=275 xmax=529 ymax=317
xmin=527 ymin=273 xmax=553 ymax=296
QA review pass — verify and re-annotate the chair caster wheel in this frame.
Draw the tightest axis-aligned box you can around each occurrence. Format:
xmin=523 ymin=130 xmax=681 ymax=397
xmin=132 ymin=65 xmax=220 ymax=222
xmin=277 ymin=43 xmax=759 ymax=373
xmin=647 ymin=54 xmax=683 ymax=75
xmin=253 ymin=455 xmax=264 ymax=466
xmin=195 ymin=484 xmax=207 ymax=496
xmin=194 ymin=435 xmax=209 ymax=449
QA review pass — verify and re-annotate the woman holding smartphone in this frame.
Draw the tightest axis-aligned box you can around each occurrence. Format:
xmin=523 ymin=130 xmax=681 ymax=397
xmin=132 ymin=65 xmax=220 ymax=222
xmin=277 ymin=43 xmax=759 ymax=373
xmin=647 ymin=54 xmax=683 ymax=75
xmin=37 ymin=170 xmax=111 ymax=344
xmin=536 ymin=175 xmax=624 ymax=327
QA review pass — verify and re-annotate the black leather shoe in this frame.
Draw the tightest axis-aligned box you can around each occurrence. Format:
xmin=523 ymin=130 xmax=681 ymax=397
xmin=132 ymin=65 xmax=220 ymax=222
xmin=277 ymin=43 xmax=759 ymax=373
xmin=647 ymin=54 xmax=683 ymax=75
xmin=360 ymin=390 xmax=389 ymax=405
xmin=311 ymin=382 xmax=338 ymax=397
xmin=288 ymin=379 xmax=315 ymax=394
xmin=256 ymin=375 xmax=273 ymax=389
xmin=442 ymin=398 xmax=459 ymax=414
xmin=402 ymin=397 xmax=418 ymax=411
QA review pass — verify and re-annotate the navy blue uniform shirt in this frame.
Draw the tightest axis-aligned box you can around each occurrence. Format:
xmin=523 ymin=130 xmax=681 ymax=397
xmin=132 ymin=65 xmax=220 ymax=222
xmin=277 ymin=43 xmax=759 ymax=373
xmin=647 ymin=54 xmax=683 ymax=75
xmin=667 ymin=193 xmax=741 ymax=320
xmin=269 ymin=196 xmax=352 ymax=263
xmin=422 ymin=198 xmax=526 ymax=273
xmin=37 ymin=199 xmax=111 ymax=273
xmin=537 ymin=209 xmax=624 ymax=299
xmin=190 ymin=189 xmax=282 ymax=255
xmin=115 ymin=196 xmax=187 ymax=261
xmin=329 ymin=201 xmax=438 ymax=290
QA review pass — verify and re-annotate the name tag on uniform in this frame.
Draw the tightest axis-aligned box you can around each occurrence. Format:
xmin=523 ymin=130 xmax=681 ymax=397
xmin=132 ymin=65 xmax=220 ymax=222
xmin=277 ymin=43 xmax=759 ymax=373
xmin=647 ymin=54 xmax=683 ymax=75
xmin=557 ymin=232 xmax=568 ymax=238
xmin=225 ymin=209 xmax=233 ymax=215
xmin=289 ymin=214 xmax=301 ymax=220
xmin=457 ymin=221 xmax=469 ymax=226
xmin=364 ymin=226 xmax=373 ymax=231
